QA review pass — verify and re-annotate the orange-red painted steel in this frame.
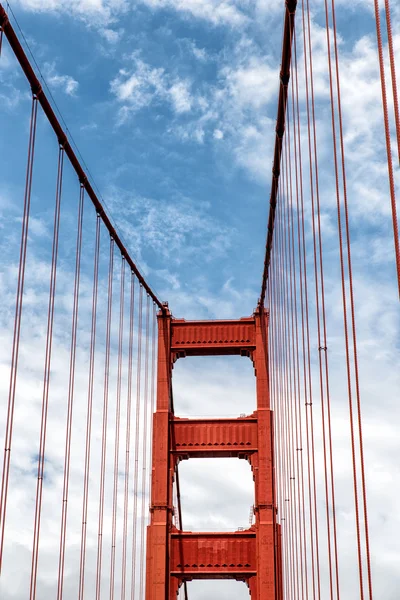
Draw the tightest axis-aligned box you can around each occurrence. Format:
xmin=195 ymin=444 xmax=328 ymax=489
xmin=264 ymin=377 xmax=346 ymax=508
xmin=145 ymin=308 xmax=282 ymax=599
xmin=170 ymin=529 xmax=256 ymax=578
xmin=171 ymin=317 xmax=256 ymax=359
xmin=260 ymin=0 xmax=297 ymax=306
xmin=172 ymin=415 xmax=258 ymax=459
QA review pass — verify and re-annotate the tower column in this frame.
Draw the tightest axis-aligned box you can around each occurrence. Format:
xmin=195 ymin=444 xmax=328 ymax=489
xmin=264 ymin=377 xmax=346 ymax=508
xmin=145 ymin=308 xmax=173 ymax=600
xmin=253 ymin=307 xmax=277 ymax=600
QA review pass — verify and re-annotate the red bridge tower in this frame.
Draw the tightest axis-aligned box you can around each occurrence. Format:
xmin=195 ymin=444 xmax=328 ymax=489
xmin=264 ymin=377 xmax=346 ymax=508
xmin=145 ymin=307 xmax=282 ymax=599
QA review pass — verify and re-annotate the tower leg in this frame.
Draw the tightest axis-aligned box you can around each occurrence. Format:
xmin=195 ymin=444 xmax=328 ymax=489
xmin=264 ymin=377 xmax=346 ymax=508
xmin=254 ymin=308 xmax=277 ymax=600
xmin=169 ymin=576 xmax=180 ymax=600
xmin=145 ymin=310 xmax=173 ymax=600
xmin=249 ymin=576 xmax=257 ymax=598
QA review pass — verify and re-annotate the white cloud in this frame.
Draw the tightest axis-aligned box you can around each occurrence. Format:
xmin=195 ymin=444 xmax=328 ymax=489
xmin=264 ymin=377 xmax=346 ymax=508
xmin=120 ymin=42 xmax=280 ymax=173
xmin=80 ymin=121 xmax=98 ymax=131
xmin=0 ymin=84 xmax=25 ymax=109
xmin=138 ymin=0 xmax=249 ymax=27
xmin=14 ymin=0 xmax=128 ymax=26
xmin=99 ymin=26 xmax=124 ymax=43
xmin=190 ymin=43 xmax=208 ymax=62
xmin=168 ymin=80 xmax=192 ymax=113
xmin=232 ymin=117 xmax=275 ymax=179
xmin=13 ymin=0 xmax=283 ymax=29
xmin=44 ymin=62 xmax=79 ymax=96
xmin=0 ymin=47 xmax=29 ymax=109
xmin=104 ymin=187 xmax=235 ymax=269
xmin=219 ymin=55 xmax=278 ymax=110
xmin=110 ymin=56 xmax=193 ymax=119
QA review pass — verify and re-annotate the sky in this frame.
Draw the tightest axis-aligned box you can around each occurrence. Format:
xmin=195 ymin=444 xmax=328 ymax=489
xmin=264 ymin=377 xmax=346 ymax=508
xmin=0 ymin=0 xmax=400 ymax=599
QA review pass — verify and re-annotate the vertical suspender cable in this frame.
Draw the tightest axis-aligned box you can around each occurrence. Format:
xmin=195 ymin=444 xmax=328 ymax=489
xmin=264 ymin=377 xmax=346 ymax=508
xmin=79 ymin=214 xmax=100 ymax=591
xmin=278 ymin=170 xmax=290 ymax=599
xmin=283 ymin=135 xmax=295 ymax=599
xmin=94 ymin=237 xmax=115 ymax=599
xmin=324 ymin=0 xmax=371 ymax=597
xmin=139 ymin=295 xmax=151 ymax=598
xmin=319 ymin=6 xmax=343 ymax=593
xmin=268 ymin=229 xmax=281 ymax=600
xmin=280 ymin=217 xmax=288 ymax=597
xmin=276 ymin=195 xmax=285 ymax=598
xmin=293 ymin=29 xmax=310 ymax=600
xmin=121 ymin=275 xmax=135 ymax=600
xmin=330 ymin=0 xmax=375 ymax=596
xmin=300 ymin=3 xmax=321 ymax=595
xmin=0 ymin=93 xmax=38 ymax=572
xmin=282 ymin=132 xmax=291 ymax=598
xmin=75 ymin=214 xmax=100 ymax=595
xmin=304 ymin=1 xmax=332 ymax=595
xmin=290 ymin=47 xmax=307 ymax=600
xmin=30 ymin=144 xmax=64 ymax=600
xmin=305 ymin=4 xmax=338 ymax=594
xmin=286 ymin=135 xmax=298 ymax=600
xmin=287 ymin=88 xmax=304 ymax=600
xmin=110 ymin=258 xmax=126 ymax=599
xmin=57 ymin=183 xmax=85 ymax=599
xmin=131 ymin=285 xmax=143 ymax=600
xmin=289 ymin=97 xmax=301 ymax=599
xmin=170 ymin=390 xmax=188 ymax=598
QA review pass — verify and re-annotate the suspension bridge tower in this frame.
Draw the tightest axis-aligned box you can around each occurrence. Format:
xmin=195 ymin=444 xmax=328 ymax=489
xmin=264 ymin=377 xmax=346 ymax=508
xmin=145 ymin=305 xmax=282 ymax=599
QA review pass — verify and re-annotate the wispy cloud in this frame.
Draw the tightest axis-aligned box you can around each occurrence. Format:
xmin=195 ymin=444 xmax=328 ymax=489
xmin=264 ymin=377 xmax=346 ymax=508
xmin=138 ymin=0 xmax=249 ymax=27
xmin=110 ymin=55 xmax=193 ymax=120
xmin=43 ymin=62 xmax=79 ymax=96
xmin=104 ymin=186 xmax=235 ymax=270
xmin=15 ymin=0 xmax=128 ymax=26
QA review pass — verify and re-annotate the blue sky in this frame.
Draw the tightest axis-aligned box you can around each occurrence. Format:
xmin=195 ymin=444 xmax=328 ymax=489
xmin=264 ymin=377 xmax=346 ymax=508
xmin=1 ymin=0 xmax=396 ymax=320
xmin=1 ymin=1 xmax=400 ymax=599
xmin=2 ymin=0 xmax=311 ymax=318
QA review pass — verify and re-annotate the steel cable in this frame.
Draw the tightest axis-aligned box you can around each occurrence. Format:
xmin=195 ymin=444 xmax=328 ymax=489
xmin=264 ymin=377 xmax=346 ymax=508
xmin=0 ymin=94 xmax=38 ymax=572
xmin=93 ymin=237 xmax=115 ymax=600
xmin=57 ymin=183 xmax=85 ymax=599
xmin=30 ymin=144 xmax=64 ymax=600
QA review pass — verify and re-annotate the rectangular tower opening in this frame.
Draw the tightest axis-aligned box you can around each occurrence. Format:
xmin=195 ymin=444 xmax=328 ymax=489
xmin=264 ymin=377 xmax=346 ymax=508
xmin=183 ymin=579 xmax=251 ymax=599
xmin=176 ymin=458 xmax=254 ymax=532
xmin=172 ymin=355 xmax=256 ymax=418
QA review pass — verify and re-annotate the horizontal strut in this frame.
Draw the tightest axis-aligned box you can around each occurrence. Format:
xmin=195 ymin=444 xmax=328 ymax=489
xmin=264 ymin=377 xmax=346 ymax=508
xmin=170 ymin=528 xmax=257 ymax=579
xmin=171 ymin=414 xmax=258 ymax=459
xmin=171 ymin=317 xmax=256 ymax=360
